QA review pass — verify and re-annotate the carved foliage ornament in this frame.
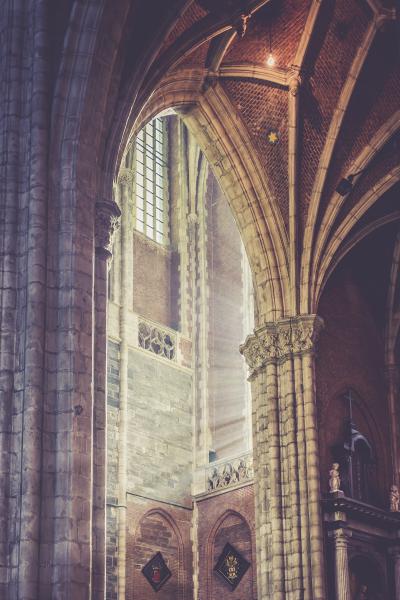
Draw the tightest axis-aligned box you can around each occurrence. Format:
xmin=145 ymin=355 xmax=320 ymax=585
xmin=95 ymin=200 xmax=121 ymax=258
xmin=240 ymin=315 xmax=323 ymax=372
xmin=207 ymin=454 xmax=253 ymax=492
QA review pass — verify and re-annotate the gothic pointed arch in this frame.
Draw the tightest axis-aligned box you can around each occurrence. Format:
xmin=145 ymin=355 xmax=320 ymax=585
xmin=204 ymin=509 xmax=254 ymax=599
xmin=123 ymin=72 xmax=290 ymax=321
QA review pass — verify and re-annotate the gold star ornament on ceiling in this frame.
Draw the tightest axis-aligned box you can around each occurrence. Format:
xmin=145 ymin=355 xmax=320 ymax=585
xmin=267 ymin=130 xmax=280 ymax=145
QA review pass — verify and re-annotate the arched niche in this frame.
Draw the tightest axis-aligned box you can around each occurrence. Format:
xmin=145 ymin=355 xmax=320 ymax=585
xmin=127 ymin=508 xmax=186 ymax=600
xmin=205 ymin=510 xmax=254 ymax=599
xmin=316 ymin=224 xmax=396 ymax=507
xmin=349 ymin=554 xmax=386 ymax=600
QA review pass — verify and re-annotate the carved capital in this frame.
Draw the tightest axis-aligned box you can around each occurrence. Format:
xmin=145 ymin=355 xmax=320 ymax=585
xmin=240 ymin=315 xmax=324 ymax=374
xmin=240 ymin=324 xmax=279 ymax=373
xmin=95 ymin=200 xmax=121 ymax=260
xmin=118 ymin=168 xmax=134 ymax=187
xmin=329 ymin=528 xmax=351 ymax=548
xmin=291 ymin=315 xmax=324 ymax=353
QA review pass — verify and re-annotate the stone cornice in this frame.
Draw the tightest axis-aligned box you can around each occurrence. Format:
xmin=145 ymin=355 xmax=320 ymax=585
xmin=240 ymin=315 xmax=324 ymax=372
xmin=323 ymin=494 xmax=400 ymax=532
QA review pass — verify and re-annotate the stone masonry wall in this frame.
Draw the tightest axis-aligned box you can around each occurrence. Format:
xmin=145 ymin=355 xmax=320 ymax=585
xmin=126 ymin=348 xmax=193 ymax=506
xmin=206 ymin=172 xmax=250 ymax=460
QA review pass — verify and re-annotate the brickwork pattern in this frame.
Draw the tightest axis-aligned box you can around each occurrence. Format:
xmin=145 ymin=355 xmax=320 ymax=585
xmin=126 ymin=497 xmax=193 ymax=600
xmin=317 ymin=244 xmax=391 ymax=506
xmin=132 ymin=231 xmax=174 ymax=328
xmin=319 ymin=27 xmax=400 ymax=224
xmin=334 ymin=130 xmax=400 ymax=231
xmin=197 ymin=485 xmax=257 ymax=600
xmin=1 ymin=1 xmax=399 ymax=598
xmin=223 ymin=0 xmax=311 ymax=68
xmin=179 ymin=40 xmax=211 ymax=68
xmin=299 ymin=0 xmax=371 ymax=226
xmin=159 ymin=2 xmax=208 ymax=57
xmin=222 ymin=80 xmax=289 ymax=230
xmin=351 ymin=182 xmax=400 ymax=237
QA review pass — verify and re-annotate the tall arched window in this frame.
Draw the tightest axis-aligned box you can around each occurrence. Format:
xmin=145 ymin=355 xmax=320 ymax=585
xmin=134 ymin=117 xmax=167 ymax=243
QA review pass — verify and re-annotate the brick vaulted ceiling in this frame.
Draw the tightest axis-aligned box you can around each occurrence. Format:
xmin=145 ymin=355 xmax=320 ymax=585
xmin=110 ymin=0 xmax=399 ymax=314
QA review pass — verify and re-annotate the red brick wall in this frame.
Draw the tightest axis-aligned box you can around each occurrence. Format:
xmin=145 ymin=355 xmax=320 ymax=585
xmin=316 ymin=264 xmax=390 ymax=507
xmin=132 ymin=231 xmax=175 ymax=328
xmin=197 ymin=484 xmax=257 ymax=600
xmin=126 ymin=496 xmax=193 ymax=600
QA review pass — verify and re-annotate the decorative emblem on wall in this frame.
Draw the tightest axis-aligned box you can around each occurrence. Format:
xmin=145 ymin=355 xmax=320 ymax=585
xmin=214 ymin=543 xmax=250 ymax=590
xmin=142 ymin=552 xmax=172 ymax=592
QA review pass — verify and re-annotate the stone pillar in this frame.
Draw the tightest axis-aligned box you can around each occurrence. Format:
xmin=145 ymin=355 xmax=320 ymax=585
xmin=242 ymin=325 xmax=284 ymax=600
xmin=329 ymin=529 xmax=351 ymax=600
xmin=117 ymin=170 xmax=134 ymax=600
xmin=241 ymin=315 xmax=325 ymax=600
xmin=0 ymin=2 xmax=50 ymax=597
xmin=298 ymin=318 xmax=326 ymax=600
xmin=93 ymin=200 xmax=121 ymax=598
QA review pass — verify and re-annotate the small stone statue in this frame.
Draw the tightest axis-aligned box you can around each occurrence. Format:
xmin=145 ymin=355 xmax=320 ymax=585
xmin=329 ymin=463 xmax=341 ymax=493
xmin=208 ymin=468 xmax=220 ymax=491
xmin=390 ymin=484 xmax=400 ymax=512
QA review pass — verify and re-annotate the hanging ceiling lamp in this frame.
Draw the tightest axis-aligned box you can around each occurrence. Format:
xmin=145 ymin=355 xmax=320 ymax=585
xmin=266 ymin=24 xmax=276 ymax=67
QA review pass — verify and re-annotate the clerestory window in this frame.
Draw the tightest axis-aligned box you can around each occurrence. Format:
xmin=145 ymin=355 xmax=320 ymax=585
xmin=134 ymin=117 xmax=167 ymax=244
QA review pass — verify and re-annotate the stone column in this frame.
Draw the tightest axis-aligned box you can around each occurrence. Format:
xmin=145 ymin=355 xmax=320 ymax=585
xmin=241 ymin=325 xmax=284 ymax=600
xmin=295 ymin=316 xmax=326 ymax=600
xmin=241 ymin=315 xmax=325 ymax=600
xmin=93 ymin=200 xmax=121 ymax=598
xmin=329 ymin=529 xmax=351 ymax=600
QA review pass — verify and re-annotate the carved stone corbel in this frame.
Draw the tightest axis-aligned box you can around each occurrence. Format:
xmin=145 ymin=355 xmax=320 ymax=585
xmin=95 ymin=200 xmax=121 ymax=261
xmin=288 ymin=65 xmax=303 ymax=96
xmin=118 ymin=168 xmax=134 ymax=188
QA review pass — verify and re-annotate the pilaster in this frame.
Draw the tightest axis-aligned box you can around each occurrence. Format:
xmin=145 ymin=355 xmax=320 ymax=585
xmin=93 ymin=200 xmax=121 ymax=598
